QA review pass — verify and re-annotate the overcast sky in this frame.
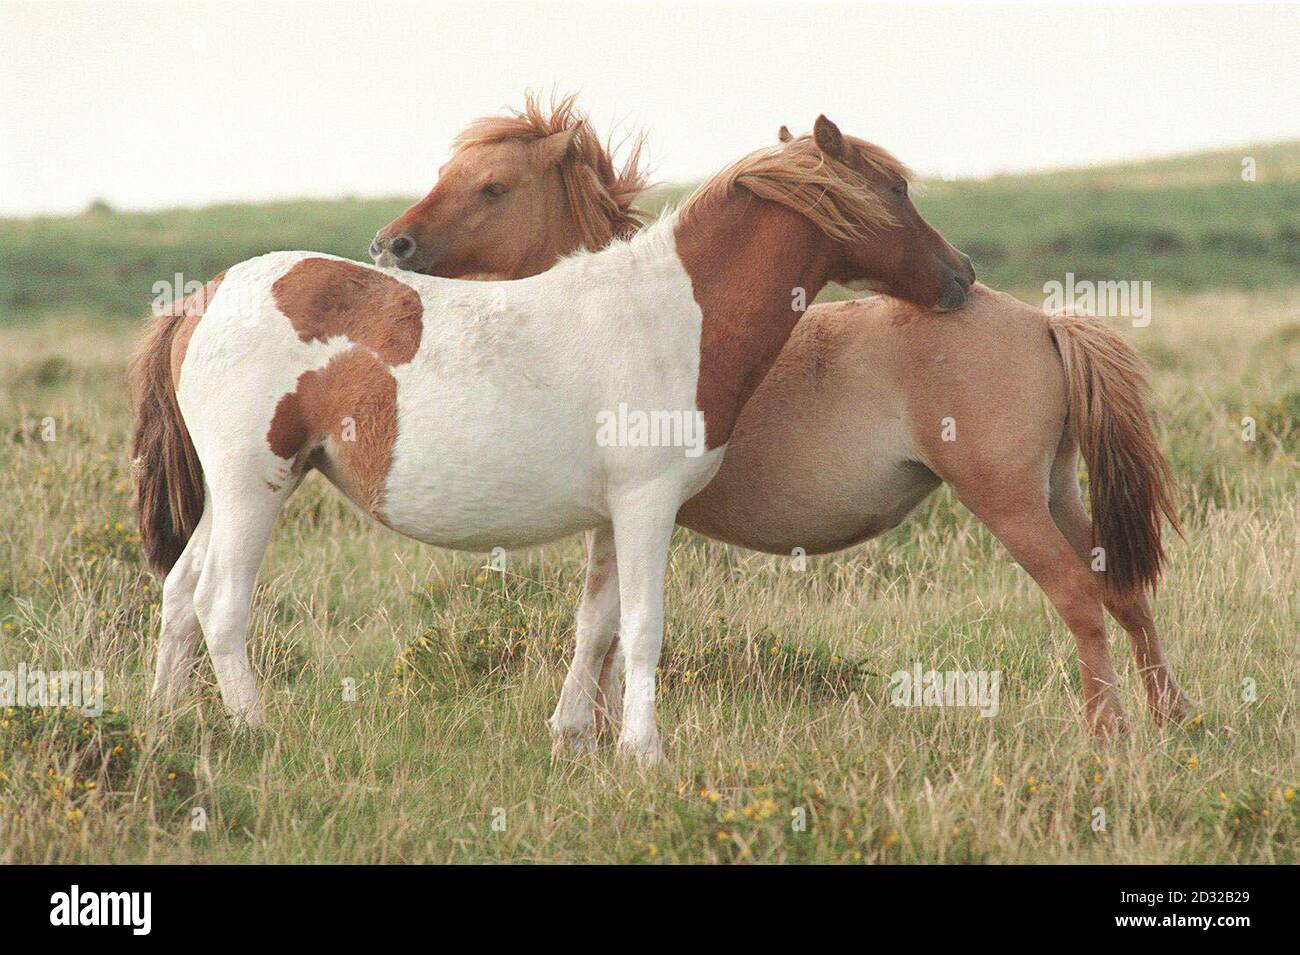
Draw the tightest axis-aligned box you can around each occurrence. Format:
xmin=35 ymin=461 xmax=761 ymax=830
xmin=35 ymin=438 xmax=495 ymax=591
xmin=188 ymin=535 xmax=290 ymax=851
xmin=2 ymin=0 xmax=1298 ymax=216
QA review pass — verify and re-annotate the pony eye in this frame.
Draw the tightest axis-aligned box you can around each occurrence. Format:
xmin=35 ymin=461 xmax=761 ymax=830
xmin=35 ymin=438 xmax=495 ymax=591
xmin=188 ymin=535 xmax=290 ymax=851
xmin=482 ymin=183 xmax=507 ymax=198
xmin=891 ymin=180 xmax=908 ymax=199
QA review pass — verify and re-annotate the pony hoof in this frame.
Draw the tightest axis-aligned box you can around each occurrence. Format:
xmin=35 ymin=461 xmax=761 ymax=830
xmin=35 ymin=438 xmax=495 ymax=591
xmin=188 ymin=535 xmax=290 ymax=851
xmin=229 ymin=706 xmax=267 ymax=730
xmin=548 ymin=712 xmax=599 ymax=752
xmin=616 ymin=737 xmax=665 ymax=769
xmin=550 ymin=725 xmax=599 ymax=754
xmin=1089 ymin=709 xmax=1131 ymax=739
xmin=1152 ymin=693 xmax=1194 ymax=725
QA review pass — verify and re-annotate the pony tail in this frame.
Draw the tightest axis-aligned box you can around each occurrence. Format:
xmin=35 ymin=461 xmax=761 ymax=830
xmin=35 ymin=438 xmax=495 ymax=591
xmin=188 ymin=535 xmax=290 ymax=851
xmin=1049 ymin=312 xmax=1181 ymax=595
xmin=129 ymin=281 xmax=215 ymax=576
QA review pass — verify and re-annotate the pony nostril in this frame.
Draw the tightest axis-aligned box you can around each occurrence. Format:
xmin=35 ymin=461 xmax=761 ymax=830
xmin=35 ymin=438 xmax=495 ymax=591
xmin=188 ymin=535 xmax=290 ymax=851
xmin=949 ymin=254 xmax=974 ymax=291
xmin=390 ymin=235 xmax=416 ymax=260
xmin=961 ymin=253 xmax=976 ymax=284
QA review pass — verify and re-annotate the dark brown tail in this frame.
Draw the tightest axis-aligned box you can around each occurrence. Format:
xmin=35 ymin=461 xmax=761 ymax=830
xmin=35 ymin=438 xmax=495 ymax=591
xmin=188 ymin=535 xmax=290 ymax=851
xmin=1049 ymin=313 xmax=1180 ymax=596
xmin=129 ymin=275 xmax=221 ymax=575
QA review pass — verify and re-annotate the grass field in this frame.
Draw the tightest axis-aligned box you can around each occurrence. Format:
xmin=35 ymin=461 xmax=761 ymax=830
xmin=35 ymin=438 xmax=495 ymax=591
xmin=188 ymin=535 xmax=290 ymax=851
xmin=0 ymin=146 xmax=1296 ymax=863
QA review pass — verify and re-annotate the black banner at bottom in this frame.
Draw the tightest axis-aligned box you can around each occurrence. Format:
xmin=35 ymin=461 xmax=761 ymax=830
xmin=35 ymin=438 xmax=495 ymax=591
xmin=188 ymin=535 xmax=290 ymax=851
xmin=0 ymin=864 xmax=1278 ymax=940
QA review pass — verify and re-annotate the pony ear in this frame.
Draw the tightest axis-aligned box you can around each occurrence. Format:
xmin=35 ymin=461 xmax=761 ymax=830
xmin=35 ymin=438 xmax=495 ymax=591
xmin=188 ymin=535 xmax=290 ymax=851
xmin=535 ymin=125 xmax=580 ymax=168
xmin=777 ymin=125 xmax=793 ymax=143
xmin=813 ymin=115 xmax=844 ymax=159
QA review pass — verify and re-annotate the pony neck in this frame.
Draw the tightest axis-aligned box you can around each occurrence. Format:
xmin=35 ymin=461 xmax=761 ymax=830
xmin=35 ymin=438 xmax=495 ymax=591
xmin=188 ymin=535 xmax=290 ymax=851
xmin=513 ymin=171 xmax=587 ymax=278
xmin=525 ymin=158 xmax=644 ymax=276
xmin=673 ymin=193 xmax=834 ymax=449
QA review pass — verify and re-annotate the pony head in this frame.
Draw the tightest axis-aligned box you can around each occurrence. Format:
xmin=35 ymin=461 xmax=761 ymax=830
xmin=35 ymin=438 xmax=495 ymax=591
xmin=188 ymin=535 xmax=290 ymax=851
xmin=688 ymin=115 xmax=974 ymax=310
xmin=371 ymin=93 xmax=646 ymax=279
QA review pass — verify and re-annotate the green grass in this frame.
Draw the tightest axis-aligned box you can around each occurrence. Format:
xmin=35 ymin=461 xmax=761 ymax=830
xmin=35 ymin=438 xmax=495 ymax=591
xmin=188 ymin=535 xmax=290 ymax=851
xmin=0 ymin=287 xmax=1294 ymax=863
xmin=2 ymin=141 xmax=1298 ymax=323
xmin=0 ymin=197 xmax=414 ymax=323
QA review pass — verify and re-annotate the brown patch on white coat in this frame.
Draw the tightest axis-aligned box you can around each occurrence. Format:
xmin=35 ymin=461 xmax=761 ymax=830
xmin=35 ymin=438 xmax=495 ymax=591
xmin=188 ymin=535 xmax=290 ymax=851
xmin=272 ymin=257 xmax=423 ymax=363
xmin=264 ymin=257 xmax=425 ymax=519
xmin=265 ymin=349 xmax=399 ymax=514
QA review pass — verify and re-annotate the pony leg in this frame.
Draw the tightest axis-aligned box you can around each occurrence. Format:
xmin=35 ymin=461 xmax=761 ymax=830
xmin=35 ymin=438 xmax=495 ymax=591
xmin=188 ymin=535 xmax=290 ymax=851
xmin=609 ymin=493 xmax=677 ymax=766
xmin=955 ymin=487 xmax=1129 ymax=735
xmin=1104 ymin=591 xmax=1191 ymax=723
xmin=1049 ymin=473 xmax=1191 ymax=724
xmin=150 ymin=501 xmax=213 ymax=706
xmin=595 ymin=636 xmax=623 ymax=738
xmin=191 ymin=477 xmax=289 ymax=727
xmin=549 ymin=526 xmax=620 ymax=751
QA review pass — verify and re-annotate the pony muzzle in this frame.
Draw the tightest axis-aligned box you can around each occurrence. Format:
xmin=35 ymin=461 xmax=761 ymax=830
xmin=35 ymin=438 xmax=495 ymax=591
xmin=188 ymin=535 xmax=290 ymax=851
xmin=370 ymin=231 xmax=418 ymax=268
xmin=935 ymin=253 xmax=976 ymax=311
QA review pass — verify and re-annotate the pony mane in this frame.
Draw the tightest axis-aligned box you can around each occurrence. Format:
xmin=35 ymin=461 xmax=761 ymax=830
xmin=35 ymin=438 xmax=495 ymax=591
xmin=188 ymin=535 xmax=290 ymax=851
xmin=452 ymin=91 xmax=650 ymax=250
xmin=680 ymin=133 xmax=913 ymax=242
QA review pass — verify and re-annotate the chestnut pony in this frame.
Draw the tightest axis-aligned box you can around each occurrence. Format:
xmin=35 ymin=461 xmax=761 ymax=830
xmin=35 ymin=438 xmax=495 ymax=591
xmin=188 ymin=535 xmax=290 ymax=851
xmin=374 ymin=99 xmax=1187 ymax=737
xmin=131 ymin=112 xmax=972 ymax=764
xmin=372 ymin=94 xmax=648 ymax=278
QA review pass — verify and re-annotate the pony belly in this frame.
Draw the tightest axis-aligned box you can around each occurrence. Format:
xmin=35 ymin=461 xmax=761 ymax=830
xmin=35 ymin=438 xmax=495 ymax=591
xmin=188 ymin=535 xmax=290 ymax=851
xmin=679 ymin=389 xmax=938 ymax=555
xmin=804 ymin=461 xmax=941 ymax=553
xmin=376 ymin=426 xmax=726 ymax=552
xmin=682 ymin=456 xmax=939 ymax=555
xmin=376 ymin=393 xmax=608 ymax=551
xmin=378 ymin=469 xmax=605 ymax=552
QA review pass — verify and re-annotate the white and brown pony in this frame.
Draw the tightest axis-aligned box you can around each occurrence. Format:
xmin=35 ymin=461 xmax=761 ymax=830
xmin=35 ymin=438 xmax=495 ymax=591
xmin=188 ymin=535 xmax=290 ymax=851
xmin=131 ymin=114 xmax=973 ymax=764
xmin=372 ymin=102 xmax=1188 ymax=737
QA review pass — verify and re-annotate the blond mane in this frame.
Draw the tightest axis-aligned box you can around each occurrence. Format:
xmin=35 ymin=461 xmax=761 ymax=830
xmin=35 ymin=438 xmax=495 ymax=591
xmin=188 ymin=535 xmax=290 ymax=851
xmin=453 ymin=92 xmax=650 ymax=249
xmin=680 ymin=133 xmax=913 ymax=242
